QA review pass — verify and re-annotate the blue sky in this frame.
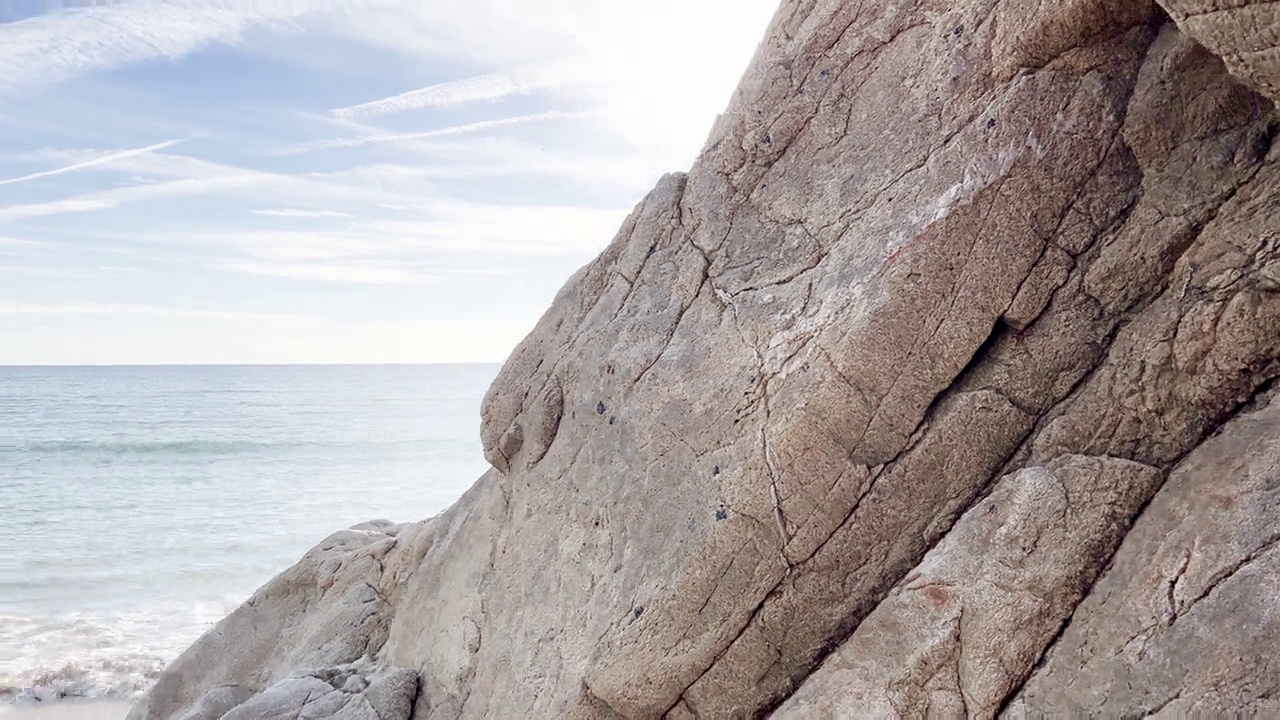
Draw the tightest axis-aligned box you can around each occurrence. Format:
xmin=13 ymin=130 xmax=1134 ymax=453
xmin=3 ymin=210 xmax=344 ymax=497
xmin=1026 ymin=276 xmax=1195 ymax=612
xmin=0 ymin=0 xmax=776 ymax=364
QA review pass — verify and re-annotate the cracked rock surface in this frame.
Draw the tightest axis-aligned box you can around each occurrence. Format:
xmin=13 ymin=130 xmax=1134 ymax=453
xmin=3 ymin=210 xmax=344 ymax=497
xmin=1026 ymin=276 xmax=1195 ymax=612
xmin=132 ymin=0 xmax=1280 ymax=718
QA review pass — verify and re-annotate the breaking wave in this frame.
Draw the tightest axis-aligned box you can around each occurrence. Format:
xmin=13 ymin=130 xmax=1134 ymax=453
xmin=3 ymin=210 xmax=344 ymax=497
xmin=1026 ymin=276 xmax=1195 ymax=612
xmin=0 ymin=601 xmax=241 ymax=704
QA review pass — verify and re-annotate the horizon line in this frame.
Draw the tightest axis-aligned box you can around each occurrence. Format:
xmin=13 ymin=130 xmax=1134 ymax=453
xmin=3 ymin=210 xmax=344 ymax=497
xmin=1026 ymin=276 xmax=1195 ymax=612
xmin=0 ymin=361 xmax=507 ymax=368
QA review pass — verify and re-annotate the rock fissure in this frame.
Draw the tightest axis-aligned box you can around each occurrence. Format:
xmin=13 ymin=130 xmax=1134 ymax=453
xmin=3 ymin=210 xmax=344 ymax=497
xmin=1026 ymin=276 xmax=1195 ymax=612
xmin=1179 ymin=530 xmax=1280 ymax=618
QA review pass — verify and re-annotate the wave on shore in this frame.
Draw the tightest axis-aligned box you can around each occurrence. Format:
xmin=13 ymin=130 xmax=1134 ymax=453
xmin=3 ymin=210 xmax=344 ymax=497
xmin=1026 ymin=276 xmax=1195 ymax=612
xmin=1 ymin=602 xmax=237 ymax=704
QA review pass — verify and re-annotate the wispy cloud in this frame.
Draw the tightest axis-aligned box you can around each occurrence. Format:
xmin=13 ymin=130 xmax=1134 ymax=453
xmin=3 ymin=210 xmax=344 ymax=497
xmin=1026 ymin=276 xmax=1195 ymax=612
xmin=272 ymin=111 xmax=590 ymax=155
xmin=0 ymin=139 xmax=183 ymax=186
xmin=0 ymin=263 xmax=145 ymax=279
xmin=325 ymin=136 xmax=668 ymax=197
xmin=0 ymin=151 xmax=428 ymax=223
xmin=330 ymin=60 xmax=586 ymax=119
xmin=0 ymin=300 xmax=318 ymax=323
xmin=106 ymin=200 xmax=627 ymax=286
xmin=250 ymin=209 xmax=354 ymax=219
xmin=0 ymin=176 xmax=251 ymax=223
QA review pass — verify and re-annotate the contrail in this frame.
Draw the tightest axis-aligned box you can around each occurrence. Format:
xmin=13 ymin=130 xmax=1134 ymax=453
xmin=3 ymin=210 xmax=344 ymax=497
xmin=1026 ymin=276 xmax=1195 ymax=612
xmin=273 ymin=111 xmax=592 ymax=155
xmin=0 ymin=138 xmax=183 ymax=186
xmin=330 ymin=59 xmax=585 ymax=120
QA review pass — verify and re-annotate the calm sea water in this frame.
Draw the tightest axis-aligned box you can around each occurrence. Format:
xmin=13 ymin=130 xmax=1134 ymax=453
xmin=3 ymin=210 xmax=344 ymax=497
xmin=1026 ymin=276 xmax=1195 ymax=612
xmin=0 ymin=364 xmax=499 ymax=700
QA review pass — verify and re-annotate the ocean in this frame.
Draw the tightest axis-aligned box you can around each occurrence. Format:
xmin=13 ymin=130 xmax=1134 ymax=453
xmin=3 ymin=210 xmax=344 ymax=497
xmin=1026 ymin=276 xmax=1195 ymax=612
xmin=0 ymin=364 xmax=499 ymax=701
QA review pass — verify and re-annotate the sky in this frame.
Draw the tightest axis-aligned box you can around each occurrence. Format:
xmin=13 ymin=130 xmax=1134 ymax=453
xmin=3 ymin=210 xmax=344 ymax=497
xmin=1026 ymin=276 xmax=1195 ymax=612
xmin=0 ymin=0 xmax=778 ymax=365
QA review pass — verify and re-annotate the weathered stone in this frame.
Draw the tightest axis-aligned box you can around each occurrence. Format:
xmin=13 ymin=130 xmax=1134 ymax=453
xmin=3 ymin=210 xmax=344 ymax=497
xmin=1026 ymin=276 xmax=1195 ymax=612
xmin=131 ymin=0 xmax=1280 ymax=718
xmin=128 ymin=528 xmax=407 ymax=720
xmin=173 ymin=685 xmax=256 ymax=720
xmin=221 ymin=678 xmax=334 ymax=720
xmin=1007 ymin=394 xmax=1280 ymax=716
xmin=166 ymin=664 xmax=417 ymax=720
xmin=1157 ymin=0 xmax=1280 ymax=102
xmin=775 ymin=455 xmax=1162 ymax=717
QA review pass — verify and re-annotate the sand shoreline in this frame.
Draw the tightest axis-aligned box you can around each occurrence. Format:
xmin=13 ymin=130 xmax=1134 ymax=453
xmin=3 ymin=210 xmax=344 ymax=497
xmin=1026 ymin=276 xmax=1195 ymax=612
xmin=0 ymin=702 xmax=131 ymax=720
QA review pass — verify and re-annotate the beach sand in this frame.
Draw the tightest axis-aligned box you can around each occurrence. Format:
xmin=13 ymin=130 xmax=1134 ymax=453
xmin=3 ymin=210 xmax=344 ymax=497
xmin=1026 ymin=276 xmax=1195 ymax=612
xmin=0 ymin=703 xmax=131 ymax=720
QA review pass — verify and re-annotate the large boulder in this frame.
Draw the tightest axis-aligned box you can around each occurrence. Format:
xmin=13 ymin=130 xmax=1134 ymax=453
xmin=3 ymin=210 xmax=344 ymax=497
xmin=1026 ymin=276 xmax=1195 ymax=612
xmin=133 ymin=0 xmax=1280 ymax=717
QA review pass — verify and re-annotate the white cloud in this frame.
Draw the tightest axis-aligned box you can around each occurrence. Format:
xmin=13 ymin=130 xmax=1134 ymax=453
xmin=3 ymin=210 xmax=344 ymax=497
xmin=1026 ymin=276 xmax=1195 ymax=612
xmin=0 ymin=151 xmax=428 ymax=223
xmin=251 ymin=209 xmax=354 ymax=219
xmin=210 ymin=260 xmax=429 ymax=285
xmin=0 ymin=300 xmax=318 ymax=323
xmin=0 ymin=198 xmax=120 ymax=220
xmin=340 ymin=136 xmax=667 ymax=196
xmin=0 ymin=264 xmax=99 ymax=279
xmin=0 ymin=176 xmax=252 ymax=222
xmin=327 ymin=1 xmax=777 ymax=149
xmin=317 ymin=1 xmax=585 ymax=68
xmin=1 ymin=312 xmax=533 ymax=364
xmin=0 ymin=0 xmax=322 ymax=95
xmin=0 ymin=236 xmax=50 ymax=247
xmin=0 ymin=138 xmax=183 ymax=186
xmin=222 ymin=204 xmax=626 ymax=255
xmin=363 ymin=204 xmax=629 ymax=253
xmin=0 ymin=144 xmax=632 ymax=257
xmin=119 ymin=200 xmax=623 ymax=284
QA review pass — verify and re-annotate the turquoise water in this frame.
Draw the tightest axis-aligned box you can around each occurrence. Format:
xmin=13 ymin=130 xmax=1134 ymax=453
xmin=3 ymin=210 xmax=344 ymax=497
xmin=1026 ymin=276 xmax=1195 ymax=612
xmin=0 ymin=364 xmax=498 ymax=699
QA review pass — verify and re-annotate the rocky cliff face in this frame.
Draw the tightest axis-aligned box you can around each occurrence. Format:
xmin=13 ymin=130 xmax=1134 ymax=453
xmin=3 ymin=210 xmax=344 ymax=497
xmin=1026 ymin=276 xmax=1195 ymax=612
xmin=130 ymin=0 xmax=1280 ymax=717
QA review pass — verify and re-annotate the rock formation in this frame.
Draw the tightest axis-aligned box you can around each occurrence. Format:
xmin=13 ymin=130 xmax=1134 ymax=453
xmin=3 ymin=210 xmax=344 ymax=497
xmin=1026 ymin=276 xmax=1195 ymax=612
xmin=130 ymin=0 xmax=1280 ymax=717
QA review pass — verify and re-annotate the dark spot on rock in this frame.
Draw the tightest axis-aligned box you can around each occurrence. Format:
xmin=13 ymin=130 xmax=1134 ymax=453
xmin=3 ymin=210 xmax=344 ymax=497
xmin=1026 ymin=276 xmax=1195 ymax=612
xmin=712 ymin=465 xmax=720 ymax=476
xmin=986 ymin=117 xmax=997 ymax=129
xmin=819 ymin=68 xmax=832 ymax=79
xmin=762 ymin=133 xmax=772 ymax=146
xmin=953 ymin=24 xmax=964 ymax=36
xmin=609 ymin=416 xmax=617 ymax=425
xmin=633 ymin=606 xmax=645 ymax=619
xmin=606 ymin=364 xmax=615 ymax=375
xmin=613 ymin=562 xmax=623 ymax=573
xmin=715 ymin=507 xmax=729 ymax=521
xmin=647 ymin=243 xmax=658 ymax=258
xmin=597 ymin=401 xmax=607 ymax=415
